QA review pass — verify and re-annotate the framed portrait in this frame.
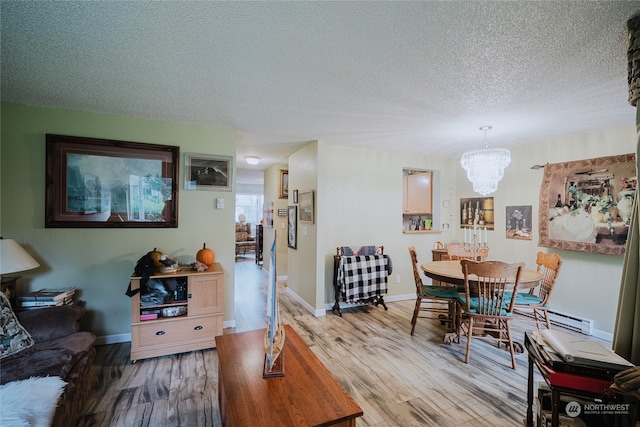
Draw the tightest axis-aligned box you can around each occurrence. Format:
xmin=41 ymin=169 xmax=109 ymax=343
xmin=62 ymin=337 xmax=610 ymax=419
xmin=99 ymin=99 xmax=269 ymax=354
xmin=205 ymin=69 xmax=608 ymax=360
xmin=299 ymin=191 xmax=314 ymax=224
xmin=459 ymin=197 xmax=494 ymax=230
xmin=279 ymin=169 xmax=289 ymax=199
xmin=539 ymin=153 xmax=636 ymax=256
xmin=45 ymin=134 xmax=179 ymax=228
xmin=184 ymin=153 xmax=233 ymax=191
xmin=288 ymin=205 xmax=297 ymax=249
xmin=506 ymin=205 xmax=532 ymax=240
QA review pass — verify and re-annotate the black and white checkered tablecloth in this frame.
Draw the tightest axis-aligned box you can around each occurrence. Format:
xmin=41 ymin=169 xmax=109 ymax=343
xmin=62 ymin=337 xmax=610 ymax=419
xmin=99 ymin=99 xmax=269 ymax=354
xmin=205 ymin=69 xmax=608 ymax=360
xmin=337 ymin=255 xmax=390 ymax=303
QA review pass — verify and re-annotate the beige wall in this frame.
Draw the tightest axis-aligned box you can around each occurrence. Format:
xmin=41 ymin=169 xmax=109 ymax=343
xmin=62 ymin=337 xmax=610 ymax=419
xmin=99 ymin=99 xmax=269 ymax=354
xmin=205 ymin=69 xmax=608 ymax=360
xmin=262 ymin=164 xmax=289 ymax=277
xmin=1 ymin=103 xmax=237 ymax=341
xmin=284 ymin=124 xmax=636 ymax=339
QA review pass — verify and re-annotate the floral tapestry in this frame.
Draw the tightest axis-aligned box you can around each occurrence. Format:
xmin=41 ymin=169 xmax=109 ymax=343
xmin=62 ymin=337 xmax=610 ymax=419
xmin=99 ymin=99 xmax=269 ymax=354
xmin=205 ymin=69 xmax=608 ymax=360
xmin=539 ymin=153 xmax=636 ymax=256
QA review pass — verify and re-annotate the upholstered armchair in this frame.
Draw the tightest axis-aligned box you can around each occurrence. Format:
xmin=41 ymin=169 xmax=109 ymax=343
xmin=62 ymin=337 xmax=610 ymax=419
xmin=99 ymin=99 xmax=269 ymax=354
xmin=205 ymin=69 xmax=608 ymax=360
xmin=235 ymin=222 xmax=255 ymax=260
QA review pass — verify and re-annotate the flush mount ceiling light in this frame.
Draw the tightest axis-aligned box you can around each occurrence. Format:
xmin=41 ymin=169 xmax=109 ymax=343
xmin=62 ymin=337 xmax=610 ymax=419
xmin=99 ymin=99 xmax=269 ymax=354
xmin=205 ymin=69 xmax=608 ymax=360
xmin=460 ymin=126 xmax=511 ymax=196
xmin=245 ymin=155 xmax=261 ymax=165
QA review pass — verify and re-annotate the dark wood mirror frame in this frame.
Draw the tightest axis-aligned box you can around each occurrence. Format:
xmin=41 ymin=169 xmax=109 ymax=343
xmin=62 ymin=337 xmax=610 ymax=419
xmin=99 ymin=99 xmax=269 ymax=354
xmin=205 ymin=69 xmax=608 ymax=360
xmin=45 ymin=134 xmax=179 ymax=228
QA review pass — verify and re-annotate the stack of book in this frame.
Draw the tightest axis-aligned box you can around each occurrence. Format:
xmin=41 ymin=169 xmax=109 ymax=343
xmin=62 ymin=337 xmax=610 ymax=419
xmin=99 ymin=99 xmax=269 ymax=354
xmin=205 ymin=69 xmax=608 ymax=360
xmin=17 ymin=287 xmax=76 ymax=309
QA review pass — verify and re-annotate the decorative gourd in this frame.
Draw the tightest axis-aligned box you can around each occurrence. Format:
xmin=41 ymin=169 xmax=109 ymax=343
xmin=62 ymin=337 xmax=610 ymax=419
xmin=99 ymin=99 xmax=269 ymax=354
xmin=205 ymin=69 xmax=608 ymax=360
xmin=196 ymin=243 xmax=215 ymax=266
xmin=148 ymin=248 xmax=164 ymax=269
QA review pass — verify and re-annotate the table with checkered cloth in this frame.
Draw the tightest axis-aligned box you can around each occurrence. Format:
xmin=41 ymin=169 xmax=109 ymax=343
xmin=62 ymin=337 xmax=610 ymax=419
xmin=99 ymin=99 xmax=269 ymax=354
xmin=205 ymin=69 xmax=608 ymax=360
xmin=336 ymin=255 xmax=390 ymax=303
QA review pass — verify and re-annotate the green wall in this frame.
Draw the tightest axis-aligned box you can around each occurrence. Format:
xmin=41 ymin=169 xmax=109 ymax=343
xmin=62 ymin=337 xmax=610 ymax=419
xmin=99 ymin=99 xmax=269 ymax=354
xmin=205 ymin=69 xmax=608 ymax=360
xmin=1 ymin=103 xmax=237 ymax=341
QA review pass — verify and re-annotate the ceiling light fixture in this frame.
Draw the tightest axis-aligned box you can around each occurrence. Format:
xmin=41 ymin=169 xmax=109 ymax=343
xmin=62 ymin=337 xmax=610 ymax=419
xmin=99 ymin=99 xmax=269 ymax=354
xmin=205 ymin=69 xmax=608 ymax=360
xmin=460 ymin=126 xmax=511 ymax=196
xmin=245 ymin=155 xmax=261 ymax=165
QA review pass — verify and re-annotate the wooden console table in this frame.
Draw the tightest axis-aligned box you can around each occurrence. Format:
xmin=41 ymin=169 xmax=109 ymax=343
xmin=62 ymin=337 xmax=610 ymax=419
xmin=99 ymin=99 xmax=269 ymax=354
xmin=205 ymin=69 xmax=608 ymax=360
xmin=216 ymin=325 xmax=363 ymax=426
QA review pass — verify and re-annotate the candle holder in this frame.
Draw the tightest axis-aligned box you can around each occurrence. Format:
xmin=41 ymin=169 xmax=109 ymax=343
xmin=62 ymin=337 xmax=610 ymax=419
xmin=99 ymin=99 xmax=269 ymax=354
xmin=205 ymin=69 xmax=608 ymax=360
xmin=463 ymin=220 xmax=488 ymax=259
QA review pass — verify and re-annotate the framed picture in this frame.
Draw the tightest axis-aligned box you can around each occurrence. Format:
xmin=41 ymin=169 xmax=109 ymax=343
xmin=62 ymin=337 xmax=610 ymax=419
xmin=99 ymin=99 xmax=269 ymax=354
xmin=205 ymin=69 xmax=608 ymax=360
xmin=539 ymin=153 xmax=636 ymax=256
xmin=45 ymin=134 xmax=179 ymax=228
xmin=506 ymin=205 xmax=532 ymax=240
xmin=293 ymin=189 xmax=298 ymax=204
xmin=184 ymin=153 xmax=232 ymax=191
xmin=264 ymin=202 xmax=274 ymax=229
xmin=459 ymin=197 xmax=494 ymax=230
xmin=299 ymin=191 xmax=314 ymax=224
xmin=279 ymin=169 xmax=289 ymax=199
xmin=288 ymin=205 xmax=297 ymax=249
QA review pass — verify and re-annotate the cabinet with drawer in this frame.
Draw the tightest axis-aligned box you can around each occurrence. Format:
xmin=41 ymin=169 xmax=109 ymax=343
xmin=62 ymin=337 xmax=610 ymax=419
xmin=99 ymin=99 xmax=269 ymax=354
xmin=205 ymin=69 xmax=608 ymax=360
xmin=129 ymin=263 xmax=224 ymax=361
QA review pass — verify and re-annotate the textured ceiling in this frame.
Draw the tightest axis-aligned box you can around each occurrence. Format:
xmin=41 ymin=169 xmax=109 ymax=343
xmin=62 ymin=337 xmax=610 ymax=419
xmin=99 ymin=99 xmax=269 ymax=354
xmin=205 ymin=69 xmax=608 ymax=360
xmin=2 ymin=1 xmax=639 ymax=183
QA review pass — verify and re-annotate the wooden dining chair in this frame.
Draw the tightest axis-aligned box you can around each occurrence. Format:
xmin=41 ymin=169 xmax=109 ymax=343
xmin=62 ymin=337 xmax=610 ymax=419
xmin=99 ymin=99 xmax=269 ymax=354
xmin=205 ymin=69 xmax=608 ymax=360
xmin=457 ymin=259 xmax=524 ymax=369
xmin=512 ymin=252 xmax=562 ymax=329
xmin=408 ymin=246 xmax=460 ymax=335
xmin=446 ymin=244 xmax=489 ymax=261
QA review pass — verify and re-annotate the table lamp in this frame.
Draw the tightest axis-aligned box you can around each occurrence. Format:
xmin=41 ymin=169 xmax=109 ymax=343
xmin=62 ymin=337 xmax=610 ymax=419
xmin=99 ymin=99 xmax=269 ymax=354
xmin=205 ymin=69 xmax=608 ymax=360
xmin=0 ymin=237 xmax=40 ymax=306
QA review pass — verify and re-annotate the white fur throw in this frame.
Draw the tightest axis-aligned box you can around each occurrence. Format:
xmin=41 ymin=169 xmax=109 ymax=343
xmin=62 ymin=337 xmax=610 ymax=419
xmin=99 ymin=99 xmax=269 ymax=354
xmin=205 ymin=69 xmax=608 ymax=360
xmin=0 ymin=376 xmax=66 ymax=427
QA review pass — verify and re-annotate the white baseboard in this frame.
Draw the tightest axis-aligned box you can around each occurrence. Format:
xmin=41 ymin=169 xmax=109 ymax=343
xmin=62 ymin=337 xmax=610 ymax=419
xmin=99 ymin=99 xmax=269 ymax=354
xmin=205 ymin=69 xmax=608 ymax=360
xmin=95 ymin=333 xmax=131 ymax=345
xmin=285 ymin=287 xmax=326 ymax=317
xmin=223 ymin=319 xmax=237 ymax=329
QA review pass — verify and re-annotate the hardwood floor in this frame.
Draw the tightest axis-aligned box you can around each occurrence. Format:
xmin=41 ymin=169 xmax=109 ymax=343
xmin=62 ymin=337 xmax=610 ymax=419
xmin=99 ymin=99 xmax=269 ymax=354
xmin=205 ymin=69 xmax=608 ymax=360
xmin=78 ymin=257 xmax=576 ymax=426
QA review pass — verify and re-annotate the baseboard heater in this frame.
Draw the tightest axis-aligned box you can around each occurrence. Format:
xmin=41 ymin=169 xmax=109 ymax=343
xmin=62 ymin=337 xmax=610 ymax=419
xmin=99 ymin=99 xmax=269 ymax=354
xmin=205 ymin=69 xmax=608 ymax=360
xmin=516 ymin=308 xmax=594 ymax=336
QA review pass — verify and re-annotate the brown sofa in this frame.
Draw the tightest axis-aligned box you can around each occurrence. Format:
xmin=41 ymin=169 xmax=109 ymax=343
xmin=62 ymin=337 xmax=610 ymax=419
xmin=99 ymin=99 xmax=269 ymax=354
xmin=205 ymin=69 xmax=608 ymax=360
xmin=1 ymin=305 xmax=96 ymax=427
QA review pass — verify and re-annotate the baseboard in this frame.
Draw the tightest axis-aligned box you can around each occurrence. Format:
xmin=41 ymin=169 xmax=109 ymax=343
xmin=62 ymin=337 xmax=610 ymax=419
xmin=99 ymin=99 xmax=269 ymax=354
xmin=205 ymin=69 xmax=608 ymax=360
xmin=285 ymin=287 xmax=326 ymax=317
xmin=95 ymin=333 xmax=131 ymax=345
xmin=323 ymin=293 xmax=415 ymax=313
xmin=223 ymin=319 xmax=237 ymax=329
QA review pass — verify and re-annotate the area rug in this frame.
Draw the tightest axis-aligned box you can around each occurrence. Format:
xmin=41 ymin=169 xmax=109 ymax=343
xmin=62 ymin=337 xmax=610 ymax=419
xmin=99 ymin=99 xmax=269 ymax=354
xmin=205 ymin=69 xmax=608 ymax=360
xmin=0 ymin=376 xmax=66 ymax=427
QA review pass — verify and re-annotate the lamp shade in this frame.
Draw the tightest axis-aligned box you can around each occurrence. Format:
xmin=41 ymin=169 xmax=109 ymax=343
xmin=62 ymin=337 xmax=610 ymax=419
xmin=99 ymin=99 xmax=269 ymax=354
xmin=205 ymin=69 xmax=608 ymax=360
xmin=0 ymin=239 xmax=40 ymax=275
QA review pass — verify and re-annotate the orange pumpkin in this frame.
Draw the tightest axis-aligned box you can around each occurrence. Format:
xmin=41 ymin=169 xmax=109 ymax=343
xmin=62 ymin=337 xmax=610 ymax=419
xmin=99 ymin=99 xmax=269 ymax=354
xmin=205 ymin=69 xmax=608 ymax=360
xmin=196 ymin=243 xmax=215 ymax=266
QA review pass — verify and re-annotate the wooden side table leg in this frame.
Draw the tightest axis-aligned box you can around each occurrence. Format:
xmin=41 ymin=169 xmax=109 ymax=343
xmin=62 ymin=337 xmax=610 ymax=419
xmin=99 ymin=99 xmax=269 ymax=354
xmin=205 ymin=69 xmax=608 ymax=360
xmin=526 ymin=353 xmax=534 ymax=427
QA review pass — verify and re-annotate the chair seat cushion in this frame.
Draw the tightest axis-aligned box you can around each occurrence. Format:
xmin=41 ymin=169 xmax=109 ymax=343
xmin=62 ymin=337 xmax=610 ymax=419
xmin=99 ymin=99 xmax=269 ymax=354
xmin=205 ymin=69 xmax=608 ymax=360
xmin=503 ymin=291 xmax=546 ymax=306
xmin=421 ymin=285 xmax=459 ymax=298
xmin=456 ymin=296 xmax=512 ymax=316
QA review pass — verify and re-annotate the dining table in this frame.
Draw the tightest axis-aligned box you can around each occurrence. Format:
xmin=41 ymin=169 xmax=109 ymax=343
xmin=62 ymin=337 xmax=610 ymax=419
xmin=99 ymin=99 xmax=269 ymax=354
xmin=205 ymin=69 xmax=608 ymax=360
xmin=420 ymin=260 xmax=543 ymax=290
xmin=420 ymin=260 xmax=544 ymax=350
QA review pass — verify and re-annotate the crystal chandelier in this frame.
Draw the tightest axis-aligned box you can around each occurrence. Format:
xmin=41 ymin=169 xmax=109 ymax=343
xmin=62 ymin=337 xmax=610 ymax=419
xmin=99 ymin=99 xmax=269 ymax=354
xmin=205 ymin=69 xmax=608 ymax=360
xmin=460 ymin=126 xmax=511 ymax=196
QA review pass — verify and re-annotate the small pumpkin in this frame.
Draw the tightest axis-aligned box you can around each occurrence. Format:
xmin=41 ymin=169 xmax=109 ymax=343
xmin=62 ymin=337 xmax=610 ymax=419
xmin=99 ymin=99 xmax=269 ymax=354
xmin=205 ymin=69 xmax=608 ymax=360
xmin=196 ymin=243 xmax=215 ymax=266
xmin=148 ymin=248 xmax=164 ymax=269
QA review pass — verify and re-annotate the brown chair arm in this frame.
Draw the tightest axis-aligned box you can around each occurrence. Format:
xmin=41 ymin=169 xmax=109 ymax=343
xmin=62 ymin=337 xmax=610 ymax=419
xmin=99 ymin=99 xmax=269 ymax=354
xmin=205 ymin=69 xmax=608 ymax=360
xmin=17 ymin=304 xmax=85 ymax=342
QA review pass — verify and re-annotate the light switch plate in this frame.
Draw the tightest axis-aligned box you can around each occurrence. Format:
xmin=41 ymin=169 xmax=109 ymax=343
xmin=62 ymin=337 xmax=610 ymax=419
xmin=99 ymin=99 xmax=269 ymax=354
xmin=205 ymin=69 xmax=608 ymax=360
xmin=216 ymin=198 xmax=224 ymax=209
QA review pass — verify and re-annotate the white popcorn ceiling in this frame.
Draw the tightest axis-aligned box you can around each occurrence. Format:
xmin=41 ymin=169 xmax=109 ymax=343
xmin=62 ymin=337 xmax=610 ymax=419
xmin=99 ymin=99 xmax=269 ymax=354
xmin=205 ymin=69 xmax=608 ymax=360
xmin=1 ymin=1 xmax=639 ymax=173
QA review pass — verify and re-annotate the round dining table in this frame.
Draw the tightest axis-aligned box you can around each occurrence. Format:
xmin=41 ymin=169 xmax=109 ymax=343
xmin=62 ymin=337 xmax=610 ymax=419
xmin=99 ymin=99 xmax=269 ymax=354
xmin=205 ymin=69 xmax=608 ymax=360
xmin=420 ymin=260 xmax=543 ymax=289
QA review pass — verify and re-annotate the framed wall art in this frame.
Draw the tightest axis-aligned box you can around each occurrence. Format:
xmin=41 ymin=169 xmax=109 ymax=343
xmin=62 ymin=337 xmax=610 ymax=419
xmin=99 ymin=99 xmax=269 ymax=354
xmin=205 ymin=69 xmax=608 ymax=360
xmin=459 ymin=197 xmax=494 ymax=230
xmin=299 ymin=191 xmax=314 ymax=224
xmin=45 ymin=134 xmax=179 ymax=228
xmin=539 ymin=153 xmax=636 ymax=256
xmin=184 ymin=153 xmax=232 ymax=191
xmin=288 ymin=205 xmax=297 ymax=249
xmin=506 ymin=205 xmax=532 ymax=240
xmin=279 ymin=170 xmax=289 ymax=199
xmin=264 ymin=202 xmax=274 ymax=229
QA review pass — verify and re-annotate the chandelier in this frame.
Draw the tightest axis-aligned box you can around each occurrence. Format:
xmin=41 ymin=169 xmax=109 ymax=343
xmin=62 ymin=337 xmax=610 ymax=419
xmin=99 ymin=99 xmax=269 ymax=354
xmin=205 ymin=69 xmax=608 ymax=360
xmin=460 ymin=126 xmax=511 ymax=196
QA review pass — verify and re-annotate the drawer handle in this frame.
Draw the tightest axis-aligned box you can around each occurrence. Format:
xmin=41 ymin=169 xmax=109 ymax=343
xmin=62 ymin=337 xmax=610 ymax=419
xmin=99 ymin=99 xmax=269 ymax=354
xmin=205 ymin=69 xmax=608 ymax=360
xmin=194 ymin=325 xmax=203 ymax=331
xmin=156 ymin=330 xmax=165 ymax=336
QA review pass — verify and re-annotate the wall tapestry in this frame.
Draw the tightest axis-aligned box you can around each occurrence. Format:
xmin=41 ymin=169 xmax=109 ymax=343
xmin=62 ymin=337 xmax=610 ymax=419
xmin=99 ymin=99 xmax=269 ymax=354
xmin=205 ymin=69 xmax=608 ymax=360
xmin=538 ymin=153 xmax=636 ymax=256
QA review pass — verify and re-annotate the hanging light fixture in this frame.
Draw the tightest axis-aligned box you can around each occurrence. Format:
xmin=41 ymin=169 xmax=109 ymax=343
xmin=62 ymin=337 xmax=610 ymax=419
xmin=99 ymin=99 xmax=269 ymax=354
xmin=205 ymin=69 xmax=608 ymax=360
xmin=460 ymin=126 xmax=511 ymax=196
xmin=245 ymin=155 xmax=261 ymax=165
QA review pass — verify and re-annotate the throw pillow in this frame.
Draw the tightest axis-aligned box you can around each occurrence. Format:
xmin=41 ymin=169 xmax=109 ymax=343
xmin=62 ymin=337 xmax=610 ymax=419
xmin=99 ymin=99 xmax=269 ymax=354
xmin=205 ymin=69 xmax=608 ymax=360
xmin=0 ymin=292 xmax=34 ymax=359
xmin=0 ymin=376 xmax=67 ymax=427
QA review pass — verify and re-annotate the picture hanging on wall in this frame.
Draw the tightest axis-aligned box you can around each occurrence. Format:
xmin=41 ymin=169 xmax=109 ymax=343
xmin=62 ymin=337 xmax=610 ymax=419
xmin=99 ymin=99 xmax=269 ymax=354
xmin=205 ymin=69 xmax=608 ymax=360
xmin=459 ymin=197 xmax=494 ymax=230
xmin=184 ymin=153 xmax=232 ymax=191
xmin=538 ymin=153 xmax=636 ymax=256
xmin=287 ymin=206 xmax=297 ymax=250
xmin=505 ymin=205 xmax=532 ymax=240
xmin=264 ymin=202 xmax=274 ymax=229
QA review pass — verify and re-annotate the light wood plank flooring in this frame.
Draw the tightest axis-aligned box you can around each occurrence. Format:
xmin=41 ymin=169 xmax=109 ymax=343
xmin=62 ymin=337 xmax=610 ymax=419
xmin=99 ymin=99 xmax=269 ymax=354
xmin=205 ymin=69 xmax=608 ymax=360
xmin=77 ymin=256 xmax=588 ymax=426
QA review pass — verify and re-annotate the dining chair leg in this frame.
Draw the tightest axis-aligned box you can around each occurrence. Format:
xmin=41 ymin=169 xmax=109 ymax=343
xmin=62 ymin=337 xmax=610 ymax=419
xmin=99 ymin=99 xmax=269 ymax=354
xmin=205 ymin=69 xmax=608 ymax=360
xmin=543 ymin=309 xmax=551 ymax=329
xmin=410 ymin=297 xmax=421 ymax=335
xmin=464 ymin=317 xmax=474 ymax=364
xmin=505 ymin=320 xmax=516 ymax=370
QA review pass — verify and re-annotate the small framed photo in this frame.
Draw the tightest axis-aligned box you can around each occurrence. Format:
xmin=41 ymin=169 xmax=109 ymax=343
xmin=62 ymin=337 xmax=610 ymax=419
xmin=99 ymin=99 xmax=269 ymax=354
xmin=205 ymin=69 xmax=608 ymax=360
xmin=279 ymin=170 xmax=289 ymax=199
xmin=506 ymin=205 xmax=533 ymax=240
xmin=299 ymin=191 xmax=314 ymax=224
xmin=293 ymin=189 xmax=298 ymax=204
xmin=288 ymin=205 xmax=297 ymax=249
xmin=184 ymin=153 xmax=233 ymax=191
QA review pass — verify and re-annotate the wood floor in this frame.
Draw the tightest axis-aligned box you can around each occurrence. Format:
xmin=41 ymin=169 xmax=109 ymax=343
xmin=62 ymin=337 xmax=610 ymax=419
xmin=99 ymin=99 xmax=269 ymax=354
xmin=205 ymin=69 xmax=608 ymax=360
xmin=77 ymin=256 xmax=578 ymax=426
